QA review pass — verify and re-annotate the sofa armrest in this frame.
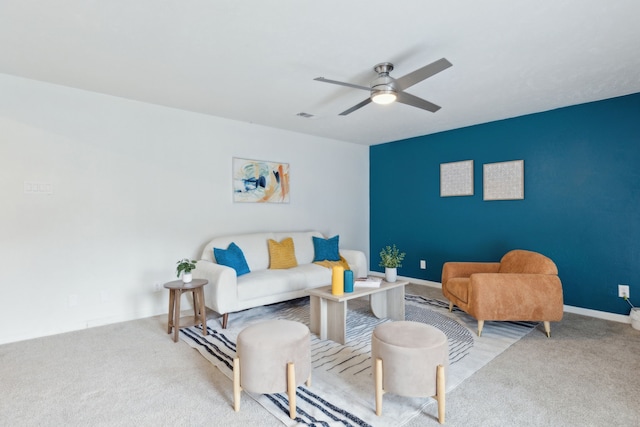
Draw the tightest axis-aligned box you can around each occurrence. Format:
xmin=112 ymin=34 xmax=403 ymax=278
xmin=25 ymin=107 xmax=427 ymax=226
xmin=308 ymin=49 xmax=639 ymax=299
xmin=468 ymin=273 xmax=564 ymax=321
xmin=340 ymin=249 xmax=368 ymax=278
xmin=442 ymin=262 xmax=500 ymax=285
xmin=192 ymin=260 xmax=239 ymax=315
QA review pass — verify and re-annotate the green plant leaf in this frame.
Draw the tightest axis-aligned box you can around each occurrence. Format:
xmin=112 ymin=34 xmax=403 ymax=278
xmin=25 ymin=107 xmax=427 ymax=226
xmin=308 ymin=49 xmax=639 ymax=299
xmin=378 ymin=244 xmax=406 ymax=268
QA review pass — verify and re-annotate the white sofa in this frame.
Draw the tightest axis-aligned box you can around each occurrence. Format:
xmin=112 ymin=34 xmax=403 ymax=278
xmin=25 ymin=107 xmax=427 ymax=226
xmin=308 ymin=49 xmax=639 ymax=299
xmin=193 ymin=231 xmax=368 ymax=328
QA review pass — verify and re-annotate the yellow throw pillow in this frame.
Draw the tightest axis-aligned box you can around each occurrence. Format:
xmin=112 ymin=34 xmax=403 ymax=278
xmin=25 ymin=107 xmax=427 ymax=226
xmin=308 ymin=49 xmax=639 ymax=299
xmin=268 ymin=237 xmax=298 ymax=269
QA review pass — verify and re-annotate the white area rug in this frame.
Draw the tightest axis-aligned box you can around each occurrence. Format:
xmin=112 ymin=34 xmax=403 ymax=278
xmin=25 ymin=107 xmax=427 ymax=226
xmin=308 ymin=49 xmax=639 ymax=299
xmin=181 ymin=295 xmax=536 ymax=426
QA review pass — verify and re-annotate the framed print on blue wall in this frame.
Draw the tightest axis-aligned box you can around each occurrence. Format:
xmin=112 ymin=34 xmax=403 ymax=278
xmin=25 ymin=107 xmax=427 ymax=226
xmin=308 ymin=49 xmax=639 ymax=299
xmin=483 ymin=160 xmax=524 ymax=200
xmin=440 ymin=160 xmax=474 ymax=197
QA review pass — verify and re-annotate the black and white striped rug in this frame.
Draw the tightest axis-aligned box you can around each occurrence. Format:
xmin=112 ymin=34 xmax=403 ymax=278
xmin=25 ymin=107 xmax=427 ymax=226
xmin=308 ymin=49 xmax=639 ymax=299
xmin=182 ymin=295 xmax=536 ymax=426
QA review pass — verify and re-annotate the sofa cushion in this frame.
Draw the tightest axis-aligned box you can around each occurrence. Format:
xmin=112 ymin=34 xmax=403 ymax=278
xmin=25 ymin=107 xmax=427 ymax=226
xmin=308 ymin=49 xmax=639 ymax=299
xmin=268 ymin=237 xmax=298 ymax=269
xmin=214 ymin=242 xmax=251 ymax=276
xmin=312 ymin=235 xmax=340 ymax=262
xmin=236 ymin=264 xmax=332 ymax=301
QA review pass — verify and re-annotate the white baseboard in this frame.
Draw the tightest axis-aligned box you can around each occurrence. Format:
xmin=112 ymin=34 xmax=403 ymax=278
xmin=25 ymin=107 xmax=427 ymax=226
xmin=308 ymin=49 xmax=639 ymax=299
xmin=370 ymin=272 xmax=631 ymax=324
xmin=563 ymin=305 xmax=630 ymax=324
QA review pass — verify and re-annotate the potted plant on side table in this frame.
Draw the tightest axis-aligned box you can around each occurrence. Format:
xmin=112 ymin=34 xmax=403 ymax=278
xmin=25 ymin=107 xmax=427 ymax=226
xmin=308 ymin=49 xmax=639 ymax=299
xmin=176 ymin=258 xmax=198 ymax=283
xmin=379 ymin=244 xmax=406 ymax=283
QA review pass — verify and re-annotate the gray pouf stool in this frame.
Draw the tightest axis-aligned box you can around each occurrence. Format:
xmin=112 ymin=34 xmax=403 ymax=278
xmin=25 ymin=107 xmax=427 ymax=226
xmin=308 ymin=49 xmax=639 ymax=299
xmin=233 ymin=319 xmax=311 ymax=419
xmin=372 ymin=321 xmax=449 ymax=424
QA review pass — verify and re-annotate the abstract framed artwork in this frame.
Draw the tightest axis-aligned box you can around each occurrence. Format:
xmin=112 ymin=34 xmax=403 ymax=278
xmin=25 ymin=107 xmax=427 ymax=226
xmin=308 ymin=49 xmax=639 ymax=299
xmin=232 ymin=158 xmax=290 ymax=203
xmin=483 ymin=160 xmax=524 ymax=201
xmin=440 ymin=160 xmax=474 ymax=197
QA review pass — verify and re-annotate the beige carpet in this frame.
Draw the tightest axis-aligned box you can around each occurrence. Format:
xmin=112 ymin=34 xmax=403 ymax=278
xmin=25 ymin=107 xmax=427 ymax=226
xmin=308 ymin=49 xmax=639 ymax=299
xmin=1 ymin=284 xmax=639 ymax=426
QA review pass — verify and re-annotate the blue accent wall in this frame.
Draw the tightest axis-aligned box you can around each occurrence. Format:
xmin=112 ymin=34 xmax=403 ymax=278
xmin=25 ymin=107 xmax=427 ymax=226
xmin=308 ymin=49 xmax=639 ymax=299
xmin=370 ymin=93 xmax=640 ymax=315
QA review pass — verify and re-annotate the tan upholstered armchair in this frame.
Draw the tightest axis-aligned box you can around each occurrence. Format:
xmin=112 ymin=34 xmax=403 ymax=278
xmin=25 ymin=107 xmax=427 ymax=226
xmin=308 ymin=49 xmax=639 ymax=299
xmin=441 ymin=249 xmax=563 ymax=337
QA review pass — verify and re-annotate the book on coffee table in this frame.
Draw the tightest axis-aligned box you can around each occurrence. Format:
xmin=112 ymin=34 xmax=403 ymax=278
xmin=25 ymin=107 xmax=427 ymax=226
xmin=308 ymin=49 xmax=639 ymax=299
xmin=354 ymin=276 xmax=382 ymax=288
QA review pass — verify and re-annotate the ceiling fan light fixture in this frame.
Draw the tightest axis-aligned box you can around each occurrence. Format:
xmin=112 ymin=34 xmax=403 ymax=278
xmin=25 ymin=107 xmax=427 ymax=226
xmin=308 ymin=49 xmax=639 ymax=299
xmin=371 ymin=88 xmax=397 ymax=105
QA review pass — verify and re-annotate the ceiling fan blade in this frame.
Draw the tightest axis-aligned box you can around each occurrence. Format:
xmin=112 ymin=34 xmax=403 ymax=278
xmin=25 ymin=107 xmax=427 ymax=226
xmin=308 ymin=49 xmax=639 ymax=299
xmin=314 ymin=77 xmax=371 ymax=92
xmin=339 ymin=98 xmax=372 ymax=116
xmin=395 ymin=58 xmax=452 ymax=91
xmin=396 ymin=91 xmax=441 ymax=112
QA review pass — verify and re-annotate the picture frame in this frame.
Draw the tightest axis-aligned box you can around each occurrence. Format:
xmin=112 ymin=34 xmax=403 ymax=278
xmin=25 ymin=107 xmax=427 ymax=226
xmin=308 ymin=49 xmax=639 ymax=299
xmin=483 ymin=160 xmax=524 ymax=200
xmin=232 ymin=158 xmax=290 ymax=203
xmin=440 ymin=160 xmax=474 ymax=197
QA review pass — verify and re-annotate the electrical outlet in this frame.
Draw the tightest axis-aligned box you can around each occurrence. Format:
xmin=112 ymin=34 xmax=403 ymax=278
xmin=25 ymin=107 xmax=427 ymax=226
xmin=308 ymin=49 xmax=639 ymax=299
xmin=618 ymin=284 xmax=630 ymax=298
xmin=420 ymin=260 xmax=426 ymax=269
xmin=153 ymin=283 xmax=163 ymax=292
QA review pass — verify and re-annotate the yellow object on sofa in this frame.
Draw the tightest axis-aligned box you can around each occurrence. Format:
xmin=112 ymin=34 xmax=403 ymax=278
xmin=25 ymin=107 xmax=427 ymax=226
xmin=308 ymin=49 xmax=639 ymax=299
xmin=441 ymin=249 xmax=563 ymax=337
xmin=268 ymin=237 xmax=298 ymax=269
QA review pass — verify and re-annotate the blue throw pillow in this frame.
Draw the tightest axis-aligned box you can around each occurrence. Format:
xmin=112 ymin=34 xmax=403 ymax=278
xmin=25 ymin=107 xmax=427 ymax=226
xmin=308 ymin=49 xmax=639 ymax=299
xmin=312 ymin=235 xmax=340 ymax=262
xmin=213 ymin=242 xmax=250 ymax=276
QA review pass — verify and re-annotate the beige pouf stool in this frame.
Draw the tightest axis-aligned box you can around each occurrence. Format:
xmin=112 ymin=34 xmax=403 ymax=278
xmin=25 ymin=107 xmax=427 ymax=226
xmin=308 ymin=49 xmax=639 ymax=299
xmin=372 ymin=321 xmax=449 ymax=424
xmin=233 ymin=319 xmax=311 ymax=419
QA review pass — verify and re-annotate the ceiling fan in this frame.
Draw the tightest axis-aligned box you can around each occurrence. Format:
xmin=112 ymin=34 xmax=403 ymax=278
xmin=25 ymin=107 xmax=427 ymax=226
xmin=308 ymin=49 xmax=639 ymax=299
xmin=314 ymin=58 xmax=452 ymax=116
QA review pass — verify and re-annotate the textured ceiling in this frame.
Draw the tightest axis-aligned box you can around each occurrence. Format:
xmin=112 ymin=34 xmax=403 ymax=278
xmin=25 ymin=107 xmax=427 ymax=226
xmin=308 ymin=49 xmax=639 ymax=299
xmin=1 ymin=1 xmax=639 ymax=145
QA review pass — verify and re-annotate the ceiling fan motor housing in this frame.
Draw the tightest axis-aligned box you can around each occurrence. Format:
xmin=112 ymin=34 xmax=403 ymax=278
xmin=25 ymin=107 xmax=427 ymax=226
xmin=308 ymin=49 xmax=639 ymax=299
xmin=371 ymin=62 xmax=397 ymax=104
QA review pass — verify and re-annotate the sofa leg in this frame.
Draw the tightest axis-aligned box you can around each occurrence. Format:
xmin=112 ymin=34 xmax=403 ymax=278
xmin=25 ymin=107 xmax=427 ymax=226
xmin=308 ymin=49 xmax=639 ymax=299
xmin=543 ymin=321 xmax=551 ymax=337
xmin=448 ymin=302 xmax=453 ymax=312
xmin=222 ymin=313 xmax=229 ymax=329
xmin=477 ymin=320 xmax=484 ymax=337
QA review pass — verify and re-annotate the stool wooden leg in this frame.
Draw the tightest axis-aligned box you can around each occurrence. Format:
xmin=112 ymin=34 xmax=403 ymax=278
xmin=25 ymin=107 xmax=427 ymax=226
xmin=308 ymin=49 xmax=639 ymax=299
xmin=435 ymin=364 xmax=446 ymax=424
xmin=233 ymin=357 xmax=241 ymax=412
xmin=375 ymin=358 xmax=384 ymax=416
xmin=167 ymin=290 xmax=175 ymax=334
xmin=543 ymin=321 xmax=551 ymax=338
xmin=173 ymin=290 xmax=182 ymax=342
xmin=287 ymin=362 xmax=296 ymax=419
xmin=477 ymin=320 xmax=484 ymax=337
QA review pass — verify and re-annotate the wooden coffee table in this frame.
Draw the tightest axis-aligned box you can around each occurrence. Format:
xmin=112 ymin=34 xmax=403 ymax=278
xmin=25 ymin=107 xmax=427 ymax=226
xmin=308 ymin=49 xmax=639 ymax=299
xmin=309 ymin=279 xmax=408 ymax=344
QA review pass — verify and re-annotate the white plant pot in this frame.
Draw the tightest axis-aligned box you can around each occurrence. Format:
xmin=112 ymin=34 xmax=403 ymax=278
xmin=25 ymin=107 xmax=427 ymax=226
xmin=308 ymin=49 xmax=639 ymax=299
xmin=182 ymin=272 xmax=193 ymax=283
xmin=385 ymin=267 xmax=397 ymax=283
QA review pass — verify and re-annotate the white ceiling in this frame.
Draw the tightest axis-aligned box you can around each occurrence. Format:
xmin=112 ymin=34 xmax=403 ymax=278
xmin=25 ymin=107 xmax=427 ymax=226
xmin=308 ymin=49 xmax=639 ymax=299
xmin=1 ymin=1 xmax=639 ymax=146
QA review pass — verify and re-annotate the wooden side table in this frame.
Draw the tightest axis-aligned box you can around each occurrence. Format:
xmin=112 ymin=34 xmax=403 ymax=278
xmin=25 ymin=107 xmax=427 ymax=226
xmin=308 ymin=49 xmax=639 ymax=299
xmin=164 ymin=279 xmax=208 ymax=343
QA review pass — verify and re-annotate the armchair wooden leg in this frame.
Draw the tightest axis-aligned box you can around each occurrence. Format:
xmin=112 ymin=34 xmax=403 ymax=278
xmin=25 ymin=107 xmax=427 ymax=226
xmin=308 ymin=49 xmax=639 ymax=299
xmin=435 ymin=364 xmax=446 ymax=424
xmin=375 ymin=358 xmax=384 ymax=416
xmin=543 ymin=321 xmax=551 ymax=337
xmin=306 ymin=372 xmax=312 ymax=387
xmin=448 ymin=302 xmax=453 ymax=312
xmin=233 ymin=357 xmax=241 ymax=412
xmin=287 ymin=362 xmax=296 ymax=419
xmin=477 ymin=320 xmax=484 ymax=337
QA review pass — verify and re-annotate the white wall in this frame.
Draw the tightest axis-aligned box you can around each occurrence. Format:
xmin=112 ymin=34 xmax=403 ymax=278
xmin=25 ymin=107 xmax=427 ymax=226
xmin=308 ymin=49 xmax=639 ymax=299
xmin=0 ymin=74 xmax=370 ymax=344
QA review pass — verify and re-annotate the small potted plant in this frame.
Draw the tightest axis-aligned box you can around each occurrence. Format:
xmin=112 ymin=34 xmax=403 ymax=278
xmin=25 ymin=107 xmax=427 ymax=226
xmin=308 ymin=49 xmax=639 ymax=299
xmin=379 ymin=244 xmax=406 ymax=283
xmin=176 ymin=258 xmax=198 ymax=283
